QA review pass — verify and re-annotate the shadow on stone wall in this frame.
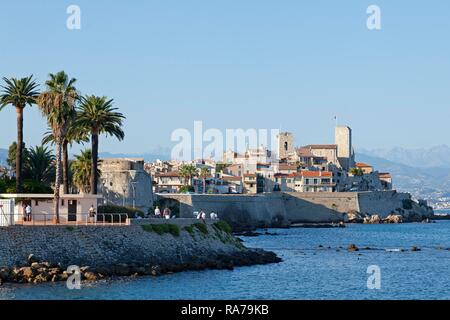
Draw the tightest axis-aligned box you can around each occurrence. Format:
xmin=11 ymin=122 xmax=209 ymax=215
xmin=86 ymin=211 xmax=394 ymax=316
xmin=282 ymin=193 xmax=346 ymax=223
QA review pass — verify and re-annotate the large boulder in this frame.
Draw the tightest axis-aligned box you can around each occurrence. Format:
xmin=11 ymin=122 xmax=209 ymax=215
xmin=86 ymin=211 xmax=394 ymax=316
xmin=369 ymin=215 xmax=381 ymax=224
xmin=384 ymin=214 xmax=403 ymax=224
xmin=345 ymin=211 xmax=365 ymax=223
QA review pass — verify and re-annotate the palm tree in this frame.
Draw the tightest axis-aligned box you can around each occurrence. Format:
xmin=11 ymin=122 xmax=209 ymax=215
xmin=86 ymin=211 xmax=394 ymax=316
xmin=37 ymin=71 xmax=78 ymax=223
xmin=71 ymin=149 xmax=100 ymax=194
xmin=0 ymin=75 xmax=39 ymax=192
xmin=24 ymin=145 xmax=55 ymax=184
xmin=179 ymin=164 xmax=198 ymax=186
xmin=76 ymin=95 xmax=125 ymax=194
xmin=42 ymin=125 xmax=89 ymax=194
xmin=199 ymin=167 xmax=210 ymax=194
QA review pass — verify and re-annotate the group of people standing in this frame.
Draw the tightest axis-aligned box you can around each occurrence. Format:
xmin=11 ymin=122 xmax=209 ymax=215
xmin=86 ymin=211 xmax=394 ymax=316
xmin=153 ymin=206 xmax=172 ymax=219
xmin=152 ymin=206 xmax=219 ymax=222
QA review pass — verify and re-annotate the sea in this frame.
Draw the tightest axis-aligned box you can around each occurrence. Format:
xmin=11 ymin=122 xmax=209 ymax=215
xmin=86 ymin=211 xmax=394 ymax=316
xmin=1 ymin=218 xmax=450 ymax=300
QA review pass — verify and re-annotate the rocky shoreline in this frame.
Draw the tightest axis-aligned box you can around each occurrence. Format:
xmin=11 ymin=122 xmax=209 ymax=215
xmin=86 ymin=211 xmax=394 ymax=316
xmin=0 ymin=250 xmax=281 ymax=286
xmin=0 ymin=223 xmax=281 ymax=286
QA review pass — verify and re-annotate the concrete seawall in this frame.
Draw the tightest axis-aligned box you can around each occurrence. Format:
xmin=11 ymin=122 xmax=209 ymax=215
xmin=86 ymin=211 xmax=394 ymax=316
xmin=157 ymin=191 xmax=434 ymax=229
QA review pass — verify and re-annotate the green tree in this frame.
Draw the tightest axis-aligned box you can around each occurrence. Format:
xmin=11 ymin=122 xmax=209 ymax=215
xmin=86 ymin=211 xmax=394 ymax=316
xmin=0 ymin=75 xmax=40 ymax=192
xmin=24 ymin=145 xmax=55 ymax=184
xmin=349 ymin=168 xmax=364 ymax=176
xmin=71 ymin=149 xmax=100 ymax=194
xmin=37 ymin=71 xmax=78 ymax=223
xmin=179 ymin=164 xmax=198 ymax=186
xmin=76 ymin=95 xmax=125 ymax=194
xmin=199 ymin=166 xmax=211 ymax=194
xmin=42 ymin=125 xmax=89 ymax=194
xmin=7 ymin=141 xmax=30 ymax=172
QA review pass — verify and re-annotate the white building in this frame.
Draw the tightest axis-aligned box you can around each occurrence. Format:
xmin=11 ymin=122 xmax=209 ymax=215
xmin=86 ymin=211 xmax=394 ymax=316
xmin=0 ymin=193 xmax=102 ymax=225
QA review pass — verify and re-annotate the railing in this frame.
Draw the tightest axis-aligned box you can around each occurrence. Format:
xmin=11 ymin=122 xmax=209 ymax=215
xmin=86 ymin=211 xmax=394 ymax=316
xmin=1 ymin=213 xmax=130 ymax=227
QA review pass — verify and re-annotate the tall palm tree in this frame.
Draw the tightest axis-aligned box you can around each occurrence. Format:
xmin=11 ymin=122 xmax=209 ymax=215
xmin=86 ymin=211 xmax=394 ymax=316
xmin=25 ymin=145 xmax=55 ymax=184
xmin=37 ymin=71 xmax=78 ymax=223
xmin=71 ymin=149 xmax=100 ymax=194
xmin=0 ymin=75 xmax=39 ymax=192
xmin=77 ymin=95 xmax=125 ymax=194
xmin=179 ymin=164 xmax=198 ymax=186
xmin=42 ymin=125 xmax=89 ymax=194
xmin=199 ymin=167 xmax=210 ymax=194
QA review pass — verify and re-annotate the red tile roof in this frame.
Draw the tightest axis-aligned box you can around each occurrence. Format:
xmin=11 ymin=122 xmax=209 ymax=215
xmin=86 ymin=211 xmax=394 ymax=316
xmin=243 ymin=173 xmax=257 ymax=178
xmin=356 ymin=162 xmax=373 ymax=168
xmin=279 ymin=164 xmax=298 ymax=170
xmin=378 ymin=172 xmax=392 ymax=178
xmin=222 ymin=176 xmax=242 ymax=181
xmin=300 ymin=171 xmax=333 ymax=178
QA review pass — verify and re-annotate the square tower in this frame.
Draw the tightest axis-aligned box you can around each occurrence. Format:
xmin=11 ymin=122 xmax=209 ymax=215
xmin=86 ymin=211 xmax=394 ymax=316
xmin=335 ymin=126 xmax=354 ymax=171
xmin=277 ymin=132 xmax=295 ymax=161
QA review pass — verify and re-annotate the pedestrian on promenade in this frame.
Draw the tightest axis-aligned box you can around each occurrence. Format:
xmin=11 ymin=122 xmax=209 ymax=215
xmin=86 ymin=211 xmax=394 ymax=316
xmin=89 ymin=204 xmax=96 ymax=223
xmin=25 ymin=204 xmax=32 ymax=222
xmin=199 ymin=210 xmax=206 ymax=223
xmin=154 ymin=206 xmax=161 ymax=218
xmin=163 ymin=207 xmax=171 ymax=219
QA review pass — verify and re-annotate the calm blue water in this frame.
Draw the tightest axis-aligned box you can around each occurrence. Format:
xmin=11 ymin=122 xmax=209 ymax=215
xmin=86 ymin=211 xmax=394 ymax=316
xmin=2 ymin=221 xmax=450 ymax=300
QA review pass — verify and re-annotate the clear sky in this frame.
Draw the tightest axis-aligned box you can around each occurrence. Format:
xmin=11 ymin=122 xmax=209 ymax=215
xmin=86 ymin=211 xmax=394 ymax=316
xmin=0 ymin=0 xmax=449 ymax=155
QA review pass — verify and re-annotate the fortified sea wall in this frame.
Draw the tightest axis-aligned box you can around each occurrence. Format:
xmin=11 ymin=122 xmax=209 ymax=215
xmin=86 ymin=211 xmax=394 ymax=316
xmin=157 ymin=191 xmax=433 ymax=229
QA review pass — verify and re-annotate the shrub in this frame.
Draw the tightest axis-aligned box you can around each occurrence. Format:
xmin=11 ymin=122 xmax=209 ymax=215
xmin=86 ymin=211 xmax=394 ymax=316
xmin=141 ymin=224 xmax=180 ymax=237
xmin=98 ymin=204 xmax=144 ymax=218
xmin=214 ymin=220 xmax=232 ymax=234
xmin=0 ymin=179 xmax=52 ymax=194
xmin=66 ymin=226 xmax=75 ymax=232
xmin=179 ymin=185 xmax=195 ymax=193
xmin=193 ymin=223 xmax=208 ymax=234
xmin=184 ymin=225 xmax=195 ymax=235
xmin=402 ymin=199 xmax=413 ymax=210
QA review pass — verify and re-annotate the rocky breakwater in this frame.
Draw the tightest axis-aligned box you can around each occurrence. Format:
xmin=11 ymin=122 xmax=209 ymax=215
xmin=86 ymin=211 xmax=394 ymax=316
xmin=0 ymin=221 xmax=281 ymax=285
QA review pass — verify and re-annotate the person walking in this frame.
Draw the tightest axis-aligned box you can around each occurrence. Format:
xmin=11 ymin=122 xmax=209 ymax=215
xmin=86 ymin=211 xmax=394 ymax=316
xmin=199 ymin=210 xmax=206 ymax=223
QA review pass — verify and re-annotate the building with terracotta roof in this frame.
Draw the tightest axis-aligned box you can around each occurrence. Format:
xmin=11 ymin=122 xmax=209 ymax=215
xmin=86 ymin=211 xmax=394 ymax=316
xmin=274 ymin=170 xmax=335 ymax=192
xmin=153 ymin=171 xmax=184 ymax=193
xmin=378 ymin=172 xmax=392 ymax=190
xmin=303 ymin=144 xmax=340 ymax=168
xmin=355 ymin=162 xmax=374 ymax=174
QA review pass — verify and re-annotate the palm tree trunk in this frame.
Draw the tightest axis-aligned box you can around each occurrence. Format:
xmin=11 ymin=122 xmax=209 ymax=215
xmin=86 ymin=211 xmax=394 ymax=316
xmin=15 ymin=106 xmax=23 ymax=193
xmin=62 ymin=140 xmax=69 ymax=194
xmin=203 ymin=178 xmax=206 ymax=194
xmin=91 ymin=131 xmax=99 ymax=194
xmin=54 ymin=140 xmax=62 ymax=224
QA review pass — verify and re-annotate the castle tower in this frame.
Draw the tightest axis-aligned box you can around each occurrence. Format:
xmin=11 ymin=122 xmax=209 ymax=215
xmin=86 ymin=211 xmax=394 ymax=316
xmin=277 ymin=132 xmax=295 ymax=161
xmin=335 ymin=126 xmax=355 ymax=170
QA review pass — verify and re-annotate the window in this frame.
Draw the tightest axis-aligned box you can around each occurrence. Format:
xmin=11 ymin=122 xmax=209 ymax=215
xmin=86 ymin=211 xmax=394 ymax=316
xmin=61 ymin=199 xmax=64 ymax=206
xmin=35 ymin=200 xmax=39 ymax=206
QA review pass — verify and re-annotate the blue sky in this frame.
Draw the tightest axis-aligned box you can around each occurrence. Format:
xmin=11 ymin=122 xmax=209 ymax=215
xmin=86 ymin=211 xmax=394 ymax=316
xmin=0 ymin=0 xmax=449 ymax=154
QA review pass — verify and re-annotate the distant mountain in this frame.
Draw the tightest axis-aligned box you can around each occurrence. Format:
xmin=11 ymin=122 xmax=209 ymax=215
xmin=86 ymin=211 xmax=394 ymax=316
xmin=356 ymin=152 xmax=450 ymax=200
xmin=99 ymin=150 xmax=171 ymax=162
xmin=0 ymin=148 xmax=7 ymax=166
xmin=359 ymin=145 xmax=450 ymax=168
